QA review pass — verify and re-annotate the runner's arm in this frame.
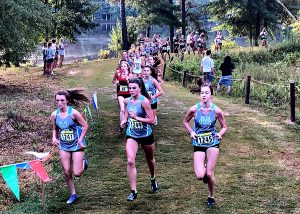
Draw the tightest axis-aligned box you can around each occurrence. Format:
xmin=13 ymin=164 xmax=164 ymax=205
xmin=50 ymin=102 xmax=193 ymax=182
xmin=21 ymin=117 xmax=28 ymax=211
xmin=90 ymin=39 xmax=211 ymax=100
xmin=183 ymin=105 xmax=197 ymax=139
xmin=152 ymin=79 xmax=164 ymax=99
xmin=215 ymin=106 xmax=227 ymax=140
xmin=121 ymin=99 xmax=129 ymax=128
xmin=132 ymin=99 xmax=154 ymax=125
xmin=112 ymin=71 xmax=119 ymax=84
xmin=73 ymin=109 xmax=89 ymax=142
xmin=50 ymin=112 xmax=59 ymax=146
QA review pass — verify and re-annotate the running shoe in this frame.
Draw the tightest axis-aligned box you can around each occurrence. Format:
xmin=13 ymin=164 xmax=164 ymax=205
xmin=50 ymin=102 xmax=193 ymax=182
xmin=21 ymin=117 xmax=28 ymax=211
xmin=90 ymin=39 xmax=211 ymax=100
xmin=203 ymin=173 xmax=209 ymax=184
xmin=127 ymin=190 xmax=137 ymax=201
xmin=83 ymin=155 xmax=88 ymax=171
xmin=67 ymin=194 xmax=78 ymax=204
xmin=150 ymin=177 xmax=159 ymax=193
xmin=207 ymin=197 xmax=215 ymax=207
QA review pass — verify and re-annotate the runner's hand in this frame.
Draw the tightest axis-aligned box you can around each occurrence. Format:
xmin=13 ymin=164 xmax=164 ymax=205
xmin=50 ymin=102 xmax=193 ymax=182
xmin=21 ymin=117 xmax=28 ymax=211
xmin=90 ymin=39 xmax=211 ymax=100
xmin=150 ymin=96 xmax=154 ymax=102
xmin=129 ymin=110 xmax=137 ymax=119
xmin=78 ymin=139 xmax=85 ymax=149
xmin=190 ymin=131 xmax=197 ymax=140
xmin=120 ymin=120 xmax=127 ymax=128
xmin=216 ymin=133 xmax=222 ymax=141
xmin=52 ymin=138 xmax=59 ymax=146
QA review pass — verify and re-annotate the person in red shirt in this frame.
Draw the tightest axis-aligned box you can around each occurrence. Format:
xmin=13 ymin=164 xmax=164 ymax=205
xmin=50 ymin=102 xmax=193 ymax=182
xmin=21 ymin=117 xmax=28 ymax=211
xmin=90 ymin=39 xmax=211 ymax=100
xmin=112 ymin=62 xmax=133 ymax=132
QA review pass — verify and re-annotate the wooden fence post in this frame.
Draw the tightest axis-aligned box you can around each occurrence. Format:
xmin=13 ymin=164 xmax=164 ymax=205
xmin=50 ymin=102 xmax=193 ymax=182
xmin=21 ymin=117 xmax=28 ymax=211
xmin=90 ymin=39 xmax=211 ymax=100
xmin=290 ymin=80 xmax=296 ymax=122
xmin=245 ymin=76 xmax=251 ymax=104
xmin=163 ymin=63 xmax=167 ymax=80
xmin=182 ymin=70 xmax=187 ymax=87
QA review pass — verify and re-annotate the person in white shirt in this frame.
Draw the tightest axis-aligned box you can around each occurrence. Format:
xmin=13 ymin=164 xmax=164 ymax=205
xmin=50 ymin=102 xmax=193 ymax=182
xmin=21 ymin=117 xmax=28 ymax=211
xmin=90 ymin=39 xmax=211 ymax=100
xmin=201 ymin=50 xmax=215 ymax=85
xmin=59 ymin=38 xmax=66 ymax=67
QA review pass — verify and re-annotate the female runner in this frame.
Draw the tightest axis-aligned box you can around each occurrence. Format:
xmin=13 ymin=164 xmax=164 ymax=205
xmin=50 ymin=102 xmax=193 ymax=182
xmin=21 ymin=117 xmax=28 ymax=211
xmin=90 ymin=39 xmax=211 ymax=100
xmin=50 ymin=89 xmax=89 ymax=204
xmin=142 ymin=65 xmax=164 ymax=125
xmin=120 ymin=78 xmax=157 ymax=201
xmin=112 ymin=62 xmax=133 ymax=132
xmin=183 ymin=84 xmax=227 ymax=207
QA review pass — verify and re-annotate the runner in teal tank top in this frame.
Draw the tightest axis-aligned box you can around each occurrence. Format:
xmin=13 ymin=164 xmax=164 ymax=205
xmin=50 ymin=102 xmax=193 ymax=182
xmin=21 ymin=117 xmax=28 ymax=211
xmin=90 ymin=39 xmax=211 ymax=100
xmin=120 ymin=78 xmax=158 ymax=202
xmin=183 ymin=84 xmax=227 ymax=207
xmin=56 ymin=106 xmax=86 ymax=151
xmin=142 ymin=65 xmax=164 ymax=125
xmin=126 ymin=95 xmax=152 ymax=138
xmin=50 ymin=89 xmax=89 ymax=204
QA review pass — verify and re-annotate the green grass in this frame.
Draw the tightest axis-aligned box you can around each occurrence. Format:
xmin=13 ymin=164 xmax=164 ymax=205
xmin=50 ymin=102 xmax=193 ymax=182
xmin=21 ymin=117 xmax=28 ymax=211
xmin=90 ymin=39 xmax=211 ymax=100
xmin=3 ymin=58 xmax=300 ymax=213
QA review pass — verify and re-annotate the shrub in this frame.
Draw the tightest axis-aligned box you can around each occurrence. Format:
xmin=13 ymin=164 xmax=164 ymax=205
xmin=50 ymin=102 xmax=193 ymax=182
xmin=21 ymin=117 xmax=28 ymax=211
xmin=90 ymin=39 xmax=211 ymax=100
xmin=211 ymin=39 xmax=238 ymax=51
xmin=98 ymin=49 xmax=110 ymax=60
xmin=108 ymin=22 xmax=122 ymax=57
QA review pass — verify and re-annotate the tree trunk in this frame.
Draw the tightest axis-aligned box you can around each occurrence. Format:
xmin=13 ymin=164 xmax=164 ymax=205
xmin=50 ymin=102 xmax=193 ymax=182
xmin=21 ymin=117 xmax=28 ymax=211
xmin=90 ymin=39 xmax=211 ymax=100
xmin=44 ymin=0 xmax=49 ymax=39
xmin=170 ymin=26 xmax=174 ymax=53
xmin=181 ymin=0 xmax=186 ymax=37
xmin=146 ymin=26 xmax=151 ymax=38
xmin=249 ymin=26 xmax=253 ymax=51
xmin=254 ymin=12 xmax=261 ymax=46
xmin=120 ymin=0 xmax=129 ymax=50
xmin=169 ymin=0 xmax=174 ymax=52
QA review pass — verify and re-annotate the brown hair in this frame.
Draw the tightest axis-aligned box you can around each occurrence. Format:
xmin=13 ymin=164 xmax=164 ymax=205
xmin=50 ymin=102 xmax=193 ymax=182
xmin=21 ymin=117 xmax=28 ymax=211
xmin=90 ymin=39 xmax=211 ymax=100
xmin=55 ymin=89 xmax=89 ymax=106
xmin=201 ymin=83 xmax=213 ymax=95
xmin=128 ymin=78 xmax=151 ymax=100
xmin=144 ymin=65 xmax=157 ymax=80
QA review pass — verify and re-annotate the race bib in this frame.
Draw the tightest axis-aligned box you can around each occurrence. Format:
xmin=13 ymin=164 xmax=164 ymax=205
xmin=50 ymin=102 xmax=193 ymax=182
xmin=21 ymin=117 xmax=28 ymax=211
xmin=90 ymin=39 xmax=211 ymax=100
xmin=162 ymin=47 xmax=167 ymax=51
xmin=196 ymin=132 xmax=214 ymax=145
xmin=120 ymin=85 xmax=128 ymax=92
xmin=129 ymin=119 xmax=143 ymax=130
xmin=147 ymin=90 xmax=153 ymax=97
xmin=61 ymin=129 xmax=75 ymax=142
xmin=135 ymin=63 xmax=141 ymax=70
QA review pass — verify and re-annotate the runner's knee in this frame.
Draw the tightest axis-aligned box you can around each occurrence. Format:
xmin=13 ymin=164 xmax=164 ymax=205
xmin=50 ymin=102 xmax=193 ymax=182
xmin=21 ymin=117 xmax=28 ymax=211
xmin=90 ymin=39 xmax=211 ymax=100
xmin=127 ymin=159 xmax=136 ymax=167
xmin=195 ymin=172 xmax=205 ymax=180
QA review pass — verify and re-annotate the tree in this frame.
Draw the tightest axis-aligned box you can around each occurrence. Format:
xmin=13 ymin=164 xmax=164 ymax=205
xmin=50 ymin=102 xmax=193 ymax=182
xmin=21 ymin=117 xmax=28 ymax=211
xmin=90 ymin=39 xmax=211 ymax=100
xmin=108 ymin=21 xmax=122 ymax=56
xmin=169 ymin=0 xmax=175 ymax=52
xmin=109 ymin=0 xmax=180 ymax=48
xmin=0 ymin=0 xmax=51 ymax=66
xmin=120 ymin=0 xmax=129 ymax=50
xmin=128 ymin=0 xmax=180 ymax=46
xmin=181 ymin=0 xmax=186 ymax=36
xmin=208 ymin=0 xmax=297 ymax=46
xmin=44 ymin=0 xmax=99 ymax=42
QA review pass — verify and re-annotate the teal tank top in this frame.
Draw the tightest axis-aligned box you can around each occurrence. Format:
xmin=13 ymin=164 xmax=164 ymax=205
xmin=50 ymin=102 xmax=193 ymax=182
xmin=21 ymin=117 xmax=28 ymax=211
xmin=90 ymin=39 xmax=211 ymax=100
xmin=143 ymin=77 xmax=157 ymax=104
xmin=126 ymin=96 xmax=152 ymax=138
xmin=56 ymin=106 xmax=86 ymax=151
xmin=192 ymin=103 xmax=219 ymax=147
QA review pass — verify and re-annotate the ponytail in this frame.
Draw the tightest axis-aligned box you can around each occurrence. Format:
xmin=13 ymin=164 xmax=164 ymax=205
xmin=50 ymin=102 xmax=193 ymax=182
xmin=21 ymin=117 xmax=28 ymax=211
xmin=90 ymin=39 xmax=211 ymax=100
xmin=55 ymin=89 xmax=89 ymax=106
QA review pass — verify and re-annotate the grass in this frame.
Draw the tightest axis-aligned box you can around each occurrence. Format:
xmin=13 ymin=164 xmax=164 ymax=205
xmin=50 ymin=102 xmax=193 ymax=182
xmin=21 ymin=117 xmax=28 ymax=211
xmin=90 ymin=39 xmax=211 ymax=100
xmin=1 ymin=58 xmax=300 ymax=213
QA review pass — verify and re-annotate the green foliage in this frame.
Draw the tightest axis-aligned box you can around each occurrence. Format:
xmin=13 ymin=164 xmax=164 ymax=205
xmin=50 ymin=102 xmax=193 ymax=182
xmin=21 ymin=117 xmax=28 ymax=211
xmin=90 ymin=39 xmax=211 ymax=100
xmin=98 ymin=49 xmax=110 ymax=59
xmin=126 ymin=16 xmax=148 ymax=45
xmin=208 ymin=0 xmax=295 ymax=45
xmin=211 ymin=39 xmax=238 ymax=51
xmin=167 ymin=41 xmax=300 ymax=108
xmin=0 ymin=0 xmax=51 ymax=66
xmin=108 ymin=22 xmax=122 ymax=56
xmin=110 ymin=0 xmax=180 ymax=45
xmin=47 ymin=0 xmax=99 ymax=42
